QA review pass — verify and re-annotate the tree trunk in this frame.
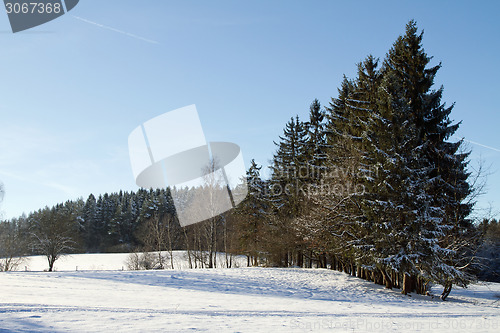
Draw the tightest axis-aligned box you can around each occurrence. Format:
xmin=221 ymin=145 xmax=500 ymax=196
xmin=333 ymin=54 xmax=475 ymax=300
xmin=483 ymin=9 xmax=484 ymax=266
xmin=297 ymin=250 xmax=303 ymax=268
xmin=224 ymin=218 xmax=229 ymax=268
xmin=167 ymin=220 xmax=174 ymax=269
xmin=329 ymin=255 xmax=336 ymax=270
xmin=402 ymin=273 xmax=414 ymax=295
xmin=319 ymin=253 xmax=327 ymax=269
xmin=48 ymin=255 xmax=56 ymax=272
xmin=391 ymin=270 xmax=398 ymax=289
xmin=183 ymin=228 xmax=192 ymax=269
xmin=381 ymin=268 xmax=393 ymax=289
xmin=441 ymin=282 xmax=452 ymax=301
xmin=365 ymin=268 xmax=372 ymax=281
xmin=213 ymin=220 xmax=217 ymax=268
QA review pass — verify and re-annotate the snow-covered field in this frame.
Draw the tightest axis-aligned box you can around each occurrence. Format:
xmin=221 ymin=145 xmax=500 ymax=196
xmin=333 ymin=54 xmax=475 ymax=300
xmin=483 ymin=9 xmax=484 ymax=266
xmin=15 ymin=251 xmax=247 ymax=271
xmin=0 ymin=253 xmax=499 ymax=332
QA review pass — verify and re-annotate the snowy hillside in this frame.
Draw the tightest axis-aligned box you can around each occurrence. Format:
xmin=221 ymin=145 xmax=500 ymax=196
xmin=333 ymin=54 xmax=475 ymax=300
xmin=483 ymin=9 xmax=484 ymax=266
xmin=0 ymin=253 xmax=498 ymax=332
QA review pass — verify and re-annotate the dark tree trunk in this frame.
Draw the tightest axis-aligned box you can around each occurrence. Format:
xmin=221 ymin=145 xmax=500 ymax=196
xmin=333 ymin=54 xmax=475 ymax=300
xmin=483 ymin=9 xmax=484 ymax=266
xmin=441 ymin=282 xmax=452 ymax=301
xmin=402 ymin=274 xmax=415 ymax=295
xmin=329 ymin=254 xmax=336 ymax=270
xmin=48 ymin=255 xmax=56 ymax=272
xmin=297 ymin=250 xmax=303 ymax=268
xmin=381 ymin=268 xmax=393 ymax=289
xmin=322 ymin=253 xmax=328 ymax=269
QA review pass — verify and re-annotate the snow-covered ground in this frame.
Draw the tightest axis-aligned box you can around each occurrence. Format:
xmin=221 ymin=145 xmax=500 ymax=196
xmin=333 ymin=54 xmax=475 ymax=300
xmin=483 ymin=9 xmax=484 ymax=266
xmin=16 ymin=251 xmax=247 ymax=271
xmin=0 ymin=253 xmax=499 ymax=332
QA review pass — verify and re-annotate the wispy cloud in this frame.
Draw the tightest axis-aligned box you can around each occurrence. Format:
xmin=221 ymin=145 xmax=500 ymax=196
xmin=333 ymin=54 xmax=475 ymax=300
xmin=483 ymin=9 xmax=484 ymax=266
xmin=0 ymin=123 xmax=117 ymax=217
xmin=0 ymin=125 xmax=65 ymax=167
xmin=72 ymin=15 xmax=160 ymax=44
xmin=42 ymin=181 xmax=79 ymax=197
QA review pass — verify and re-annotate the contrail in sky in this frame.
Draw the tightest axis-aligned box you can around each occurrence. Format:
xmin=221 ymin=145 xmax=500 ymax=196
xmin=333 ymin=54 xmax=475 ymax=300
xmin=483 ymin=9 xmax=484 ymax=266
xmin=464 ymin=139 xmax=500 ymax=153
xmin=72 ymin=16 xmax=160 ymax=44
xmin=453 ymin=136 xmax=500 ymax=153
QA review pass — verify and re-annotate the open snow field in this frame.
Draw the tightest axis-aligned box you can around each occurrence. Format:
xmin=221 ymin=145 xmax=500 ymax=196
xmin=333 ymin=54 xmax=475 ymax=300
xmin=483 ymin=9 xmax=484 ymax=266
xmin=13 ymin=251 xmax=247 ymax=272
xmin=0 ymin=253 xmax=499 ymax=332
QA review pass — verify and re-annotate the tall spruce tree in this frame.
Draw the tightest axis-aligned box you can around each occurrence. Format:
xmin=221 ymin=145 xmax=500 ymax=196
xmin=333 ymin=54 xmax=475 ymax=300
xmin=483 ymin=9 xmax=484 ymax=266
xmin=271 ymin=115 xmax=309 ymax=216
xmin=320 ymin=68 xmax=377 ymax=275
xmin=371 ymin=20 xmax=474 ymax=296
xmin=268 ymin=115 xmax=309 ymax=266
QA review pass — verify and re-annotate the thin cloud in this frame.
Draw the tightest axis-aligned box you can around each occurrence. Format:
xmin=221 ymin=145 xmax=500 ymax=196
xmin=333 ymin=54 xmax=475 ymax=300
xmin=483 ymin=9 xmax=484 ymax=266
xmin=72 ymin=15 xmax=160 ymax=45
xmin=0 ymin=125 xmax=65 ymax=167
xmin=42 ymin=181 xmax=79 ymax=197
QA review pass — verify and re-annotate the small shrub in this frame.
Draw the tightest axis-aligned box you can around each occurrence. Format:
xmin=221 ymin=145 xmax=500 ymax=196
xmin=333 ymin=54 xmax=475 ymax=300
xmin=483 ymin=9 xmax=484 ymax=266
xmin=125 ymin=250 xmax=166 ymax=270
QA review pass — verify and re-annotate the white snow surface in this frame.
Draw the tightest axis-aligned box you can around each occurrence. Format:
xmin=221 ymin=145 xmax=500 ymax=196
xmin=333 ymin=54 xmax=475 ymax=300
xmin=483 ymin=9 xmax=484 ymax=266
xmin=15 ymin=251 xmax=243 ymax=272
xmin=0 ymin=252 xmax=499 ymax=332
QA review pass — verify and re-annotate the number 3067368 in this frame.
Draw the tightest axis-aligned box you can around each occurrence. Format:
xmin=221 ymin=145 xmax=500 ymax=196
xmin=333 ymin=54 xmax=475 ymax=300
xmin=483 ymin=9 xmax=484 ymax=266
xmin=5 ymin=2 xmax=62 ymax=14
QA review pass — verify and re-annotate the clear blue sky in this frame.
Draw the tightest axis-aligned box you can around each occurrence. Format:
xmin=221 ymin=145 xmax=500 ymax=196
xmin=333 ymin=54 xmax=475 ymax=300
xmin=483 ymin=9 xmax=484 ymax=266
xmin=1 ymin=1 xmax=499 ymax=220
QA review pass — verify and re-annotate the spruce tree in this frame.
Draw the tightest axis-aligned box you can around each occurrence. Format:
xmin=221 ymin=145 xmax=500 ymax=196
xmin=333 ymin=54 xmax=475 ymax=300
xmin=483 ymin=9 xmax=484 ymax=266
xmin=373 ymin=20 xmax=474 ymax=295
xmin=270 ymin=115 xmax=309 ymax=216
xmin=235 ymin=159 xmax=268 ymax=266
xmin=82 ymin=194 xmax=98 ymax=251
xmin=305 ymin=99 xmax=327 ymax=179
xmin=269 ymin=115 xmax=309 ymax=266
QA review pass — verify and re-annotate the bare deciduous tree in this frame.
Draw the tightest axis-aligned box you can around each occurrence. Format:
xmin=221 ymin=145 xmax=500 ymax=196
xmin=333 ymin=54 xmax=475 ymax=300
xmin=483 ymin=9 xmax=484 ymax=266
xmin=0 ymin=219 xmax=28 ymax=271
xmin=30 ymin=205 xmax=77 ymax=272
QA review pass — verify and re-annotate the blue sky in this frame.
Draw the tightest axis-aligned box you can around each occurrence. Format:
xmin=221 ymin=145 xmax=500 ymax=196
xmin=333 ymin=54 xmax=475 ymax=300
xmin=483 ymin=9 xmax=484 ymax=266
xmin=0 ymin=1 xmax=499 ymax=220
